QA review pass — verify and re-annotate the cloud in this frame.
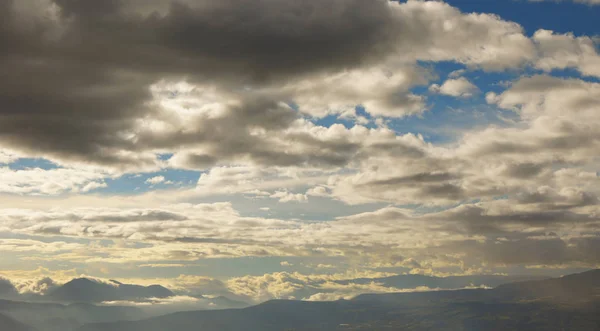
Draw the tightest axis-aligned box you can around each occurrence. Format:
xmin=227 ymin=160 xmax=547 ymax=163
xmin=306 ymin=186 xmax=330 ymax=197
xmin=0 ymin=0 xmax=599 ymax=280
xmin=101 ymin=295 xmax=199 ymax=307
xmin=1 ymin=194 xmax=597 ymax=272
xmin=0 ymin=0 xmax=536 ymax=170
xmin=0 ymin=267 xmax=79 ymax=294
xmin=0 ymin=150 xmax=20 ymax=164
xmin=325 ymin=73 xmax=600 ymax=208
xmin=534 ymin=29 xmax=600 ymax=77
xmin=429 ymin=77 xmax=480 ymax=98
xmin=270 ymin=190 xmax=308 ymax=203
xmin=225 ymin=270 xmax=397 ymax=302
xmin=13 ymin=277 xmax=57 ymax=295
xmin=146 ymin=176 xmax=166 ymax=185
xmin=0 ymin=166 xmax=109 ymax=195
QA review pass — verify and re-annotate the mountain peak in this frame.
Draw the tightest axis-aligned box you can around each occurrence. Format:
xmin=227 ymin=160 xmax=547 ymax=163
xmin=47 ymin=278 xmax=174 ymax=303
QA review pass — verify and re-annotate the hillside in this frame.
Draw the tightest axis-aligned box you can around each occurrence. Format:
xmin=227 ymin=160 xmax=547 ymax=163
xmin=46 ymin=278 xmax=174 ymax=303
xmin=78 ymin=269 xmax=600 ymax=331
xmin=0 ymin=312 xmax=36 ymax=331
xmin=0 ymin=299 xmax=146 ymax=331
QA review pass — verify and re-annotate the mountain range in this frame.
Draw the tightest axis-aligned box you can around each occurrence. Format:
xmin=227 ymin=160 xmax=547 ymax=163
xmin=78 ymin=269 xmax=600 ymax=331
xmin=0 ymin=312 xmax=34 ymax=331
xmin=0 ymin=299 xmax=146 ymax=331
xmin=1 ymin=270 xmax=598 ymax=331
xmin=45 ymin=278 xmax=174 ymax=303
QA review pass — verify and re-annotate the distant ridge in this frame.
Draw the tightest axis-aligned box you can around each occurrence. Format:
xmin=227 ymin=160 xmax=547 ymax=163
xmin=0 ymin=312 xmax=35 ymax=331
xmin=77 ymin=269 xmax=600 ymax=331
xmin=494 ymin=269 xmax=600 ymax=302
xmin=0 ymin=298 xmax=146 ymax=331
xmin=47 ymin=278 xmax=174 ymax=303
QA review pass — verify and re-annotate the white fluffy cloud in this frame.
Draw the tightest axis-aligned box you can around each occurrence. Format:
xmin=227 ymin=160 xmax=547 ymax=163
xmin=534 ymin=29 xmax=600 ymax=77
xmin=0 ymin=167 xmax=108 ymax=195
xmin=270 ymin=191 xmax=308 ymax=203
xmin=430 ymin=77 xmax=480 ymax=98
xmin=146 ymin=176 xmax=166 ymax=185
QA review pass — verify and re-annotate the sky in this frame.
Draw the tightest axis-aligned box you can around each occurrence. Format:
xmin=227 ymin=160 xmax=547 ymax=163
xmin=0 ymin=0 xmax=599 ymax=303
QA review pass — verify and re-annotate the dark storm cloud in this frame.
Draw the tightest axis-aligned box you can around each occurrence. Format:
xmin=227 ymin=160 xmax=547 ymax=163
xmin=0 ymin=0 xmax=540 ymax=170
xmin=47 ymin=0 xmax=396 ymax=81
xmin=156 ymin=0 xmax=396 ymax=81
xmin=0 ymin=0 xmax=399 ymax=168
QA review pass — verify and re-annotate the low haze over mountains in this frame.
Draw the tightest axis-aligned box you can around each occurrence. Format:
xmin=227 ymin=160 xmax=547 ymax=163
xmin=46 ymin=278 xmax=174 ymax=303
xmin=0 ymin=270 xmax=598 ymax=331
xmin=0 ymin=273 xmax=544 ymax=304
xmin=79 ymin=270 xmax=600 ymax=331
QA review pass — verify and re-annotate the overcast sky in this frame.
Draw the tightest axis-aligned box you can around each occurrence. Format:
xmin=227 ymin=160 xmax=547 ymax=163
xmin=0 ymin=0 xmax=599 ymax=302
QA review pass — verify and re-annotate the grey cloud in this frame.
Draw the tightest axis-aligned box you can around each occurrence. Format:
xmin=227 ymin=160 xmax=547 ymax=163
xmin=503 ymin=162 xmax=546 ymax=179
xmin=83 ymin=210 xmax=188 ymax=223
xmin=0 ymin=0 xmax=536 ymax=168
xmin=368 ymin=142 xmax=427 ymax=159
xmin=156 ymin=0 xmax=396 ymax=82
xmin=450 ymin=236 xmax=600 ymax=267
xmin=436 ymin=204 xmax=595 ymax=230
xmin=2 ymin=0 xmax=389 ymax=167
xmin=14 ymin=277 xmax=57 ymax=295
xmin=516 ymin=189 xmax=598 ymax=209
xmin=362 ymin=172 xmax=459 ymax=187
xmin=418 ymin=183 xmax=465 ymax=200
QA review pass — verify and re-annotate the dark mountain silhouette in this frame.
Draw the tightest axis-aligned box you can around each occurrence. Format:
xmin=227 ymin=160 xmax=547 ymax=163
xmin=0 ymin=299 xmax=146 ymax=331
xmin=0 ymin=278 xmax=19 ymax=300
xmin=0 ymin=312 xmax=36 ymax=331
xmin=78 ymin=269 xmax=600 ymax=331
xmin=493 ymin=269 xmax=600 ymax=303
xmin=46 ymin=278 xmax=174 ymax=303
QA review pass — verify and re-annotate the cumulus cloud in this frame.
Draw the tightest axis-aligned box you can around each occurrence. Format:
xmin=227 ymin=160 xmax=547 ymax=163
xmin=0 ymin=167 xmax=109 ymax=195
xmin=0 ymin=0 xmax=537 ymax=170
xmin=306 ymin=186 xmax=330 ymax=197
xmin=534 ymin=29 xmax=600 ymax=77
xmin=0 ymin=0 xmax=599 ymax=281
xmin=270 ymin=190 xmax=308 ymax=203
xmin=429 ymin=77 xmax=480 ymax=98
xmin=13 ymin=277 xmax=57 ymax=295
xmin=146 ymin=176 xmax=166 ymax=185
xmin=225 ymin=271 xmax=397 ymax=302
